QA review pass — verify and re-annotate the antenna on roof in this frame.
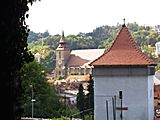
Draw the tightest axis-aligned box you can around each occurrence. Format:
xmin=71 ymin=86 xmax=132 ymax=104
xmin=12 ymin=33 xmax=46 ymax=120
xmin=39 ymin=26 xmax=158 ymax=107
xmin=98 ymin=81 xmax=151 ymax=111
xmin=122 ymin=18 xmax=126 ymax=27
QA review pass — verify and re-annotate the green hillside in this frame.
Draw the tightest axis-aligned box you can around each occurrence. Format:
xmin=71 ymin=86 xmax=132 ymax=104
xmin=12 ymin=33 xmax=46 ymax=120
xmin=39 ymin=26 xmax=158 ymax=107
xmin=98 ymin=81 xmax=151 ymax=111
xmin=27 ymin=22 xmax=160 ymax=73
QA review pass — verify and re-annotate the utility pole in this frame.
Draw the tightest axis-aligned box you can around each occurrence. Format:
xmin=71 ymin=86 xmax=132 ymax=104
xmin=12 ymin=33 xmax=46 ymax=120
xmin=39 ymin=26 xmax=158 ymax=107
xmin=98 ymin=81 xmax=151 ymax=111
xmin=30 ymin=85 xmax=36 ymax=118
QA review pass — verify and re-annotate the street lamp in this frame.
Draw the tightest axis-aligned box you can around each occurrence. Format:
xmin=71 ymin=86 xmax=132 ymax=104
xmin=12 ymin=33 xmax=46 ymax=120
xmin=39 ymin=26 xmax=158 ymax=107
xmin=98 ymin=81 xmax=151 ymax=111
xmin=30 ymin=85 xmax=36 ymax=118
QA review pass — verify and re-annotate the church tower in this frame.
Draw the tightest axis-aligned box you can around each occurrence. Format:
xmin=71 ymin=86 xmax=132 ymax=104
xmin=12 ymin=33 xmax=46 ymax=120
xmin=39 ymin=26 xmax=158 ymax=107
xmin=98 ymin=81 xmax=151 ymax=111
xmin=91 ymin=24 xmax=156 ymax=120
xmin=55 ymin=31 xmax=70 ymax=78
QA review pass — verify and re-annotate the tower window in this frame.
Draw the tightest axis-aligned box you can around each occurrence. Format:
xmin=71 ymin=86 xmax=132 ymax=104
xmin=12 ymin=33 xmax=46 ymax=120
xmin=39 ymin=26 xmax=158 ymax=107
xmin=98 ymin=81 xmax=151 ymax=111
xmin=59 ymin=52 xmax=61 ymax=59
xmin=59 ymin=71 xmax=61 ymax=75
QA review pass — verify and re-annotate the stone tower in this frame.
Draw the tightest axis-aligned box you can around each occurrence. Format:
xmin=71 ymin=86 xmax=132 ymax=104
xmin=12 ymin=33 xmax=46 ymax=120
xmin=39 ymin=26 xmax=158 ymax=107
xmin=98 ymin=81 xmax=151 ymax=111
xmin=55 ymin=31 xmax=70 ymax=78
xmin=91 ymin=24 xmax=156 ymax=120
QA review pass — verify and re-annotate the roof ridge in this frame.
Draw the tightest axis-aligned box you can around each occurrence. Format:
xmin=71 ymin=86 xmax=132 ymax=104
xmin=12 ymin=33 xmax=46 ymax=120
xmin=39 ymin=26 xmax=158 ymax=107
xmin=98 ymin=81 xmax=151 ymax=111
xmin=89 ymin=27 xmax=123 ymax=65
xmin=125 ymin=26 xmax=138 ymax=49
xmin=136 ymin=48 xmax=155 ymax=63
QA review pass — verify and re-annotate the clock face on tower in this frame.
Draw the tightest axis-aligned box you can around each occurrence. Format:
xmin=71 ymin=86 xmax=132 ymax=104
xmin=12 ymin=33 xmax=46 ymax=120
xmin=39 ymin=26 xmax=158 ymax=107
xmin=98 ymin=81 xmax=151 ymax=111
xmin=58 ymin=60 xmax=62 ymax=65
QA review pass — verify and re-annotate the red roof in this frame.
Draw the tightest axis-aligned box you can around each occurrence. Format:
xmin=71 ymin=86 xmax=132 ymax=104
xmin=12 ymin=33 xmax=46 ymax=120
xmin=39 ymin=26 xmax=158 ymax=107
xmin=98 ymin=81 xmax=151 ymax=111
xmin=67 ymin=54 xmax=90 ymax=67
xmin=91 ymin=25 xmax=156 ymax=66
xmin=67 ymin=49 xmax=105 ymax=68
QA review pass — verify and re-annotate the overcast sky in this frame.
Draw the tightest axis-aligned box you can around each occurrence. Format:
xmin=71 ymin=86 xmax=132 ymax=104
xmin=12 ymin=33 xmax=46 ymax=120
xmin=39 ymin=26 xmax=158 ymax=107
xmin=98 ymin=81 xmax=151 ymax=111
xmin=26 ymin=0 xmax=160 ymax=35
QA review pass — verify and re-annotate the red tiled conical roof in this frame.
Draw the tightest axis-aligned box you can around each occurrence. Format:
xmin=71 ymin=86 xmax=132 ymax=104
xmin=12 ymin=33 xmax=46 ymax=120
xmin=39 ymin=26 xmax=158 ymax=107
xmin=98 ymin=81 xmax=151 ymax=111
xmin=91 ymin=25 xmax=156 ymax=66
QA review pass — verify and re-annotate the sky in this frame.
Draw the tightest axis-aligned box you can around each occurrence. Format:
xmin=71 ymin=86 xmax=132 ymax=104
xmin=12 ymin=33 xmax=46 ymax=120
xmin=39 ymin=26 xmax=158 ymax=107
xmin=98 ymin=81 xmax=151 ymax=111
xmin=26 ymin=0 xmax=160 ymax=35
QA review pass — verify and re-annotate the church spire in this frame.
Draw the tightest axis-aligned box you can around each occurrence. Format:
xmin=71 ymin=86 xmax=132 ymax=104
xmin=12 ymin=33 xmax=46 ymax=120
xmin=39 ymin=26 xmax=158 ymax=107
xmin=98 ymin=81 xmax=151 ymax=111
xmin=56 ymin=30 xmax=70 ymax=51
xmin=59 ymin=30 xmax=65 ymax=43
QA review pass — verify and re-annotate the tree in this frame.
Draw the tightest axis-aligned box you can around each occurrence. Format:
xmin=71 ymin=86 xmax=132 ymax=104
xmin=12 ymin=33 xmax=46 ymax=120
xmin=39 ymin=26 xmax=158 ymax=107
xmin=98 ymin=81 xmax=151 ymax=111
xmin=41 ymin=49 xmax=56 ymax=73
xmin=42 ymin=30 xmax=50 ymax=38
xmin=27 ymin=31 xmax=41 ymax=43
xmin=85 ymin=75 xmax=94 ymax=112
xmin=0 ymin=1 xmax=40 ymax=120
xmin=21 ymin=61 xmax=61 ymax=118
xmin=76 ymin=84 xmax=85 ymax=112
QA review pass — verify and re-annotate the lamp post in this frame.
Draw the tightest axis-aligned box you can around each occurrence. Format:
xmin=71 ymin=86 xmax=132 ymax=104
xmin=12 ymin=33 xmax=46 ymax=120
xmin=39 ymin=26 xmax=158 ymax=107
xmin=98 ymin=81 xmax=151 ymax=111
xmin=30 ymin=85 xmax=36 ymax=118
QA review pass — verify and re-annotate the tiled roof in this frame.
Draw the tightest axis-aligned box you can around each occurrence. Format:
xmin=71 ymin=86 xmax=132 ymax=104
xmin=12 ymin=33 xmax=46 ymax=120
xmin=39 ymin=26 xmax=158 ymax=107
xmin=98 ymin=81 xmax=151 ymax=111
xmin=67 ymin=49 xmax=105 ymax=67
xmin=67 ymin=54 xmax=90 ymax=67
xmin=91 ymin=25 xmax=156 ymax=66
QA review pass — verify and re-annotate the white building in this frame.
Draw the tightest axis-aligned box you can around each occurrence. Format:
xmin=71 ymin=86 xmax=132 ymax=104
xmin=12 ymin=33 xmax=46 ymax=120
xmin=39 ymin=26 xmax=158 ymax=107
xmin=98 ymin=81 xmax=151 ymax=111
xmin=90 ymin=24 xmax=156 ymax=120
xmin=34 ymin=52 xmax=41 ymax=62
xmin=155 ymin=42 xmax=160 ymax=57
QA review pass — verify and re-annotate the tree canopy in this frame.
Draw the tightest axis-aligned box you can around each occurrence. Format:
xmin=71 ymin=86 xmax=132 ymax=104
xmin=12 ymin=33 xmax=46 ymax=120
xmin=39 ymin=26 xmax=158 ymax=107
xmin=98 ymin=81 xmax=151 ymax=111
xmin=0 ymin=0 xmax=40 ymax=119
xmin=28 ymin=22 xmax=160 ymax=51
xmin=76 ymin=84 xmax=85 ymax=112
xmin=85 ymin=75 xmax=94 ymax=111
xmin=21 ymin=61 xmax=61 ymax=118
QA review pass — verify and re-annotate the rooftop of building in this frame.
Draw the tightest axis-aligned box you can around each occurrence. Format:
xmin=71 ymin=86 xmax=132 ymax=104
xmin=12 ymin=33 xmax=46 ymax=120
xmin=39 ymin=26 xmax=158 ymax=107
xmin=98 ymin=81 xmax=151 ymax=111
xmin=67 ymin=49 xmax=105 ymax=68
xmin=91 ymin=24 xmax=156 ymax=66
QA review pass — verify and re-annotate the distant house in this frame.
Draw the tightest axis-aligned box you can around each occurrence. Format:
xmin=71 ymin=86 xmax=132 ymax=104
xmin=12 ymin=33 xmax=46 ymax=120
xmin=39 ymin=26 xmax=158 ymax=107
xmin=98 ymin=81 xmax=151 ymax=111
xmin=155 ymin=42 xmax=160 ymax=57
xmin=90 ymin=24 xmax=156 ymax=120
xmin=154 ymin=71 xmax=160 ymax=111
xmin=58 ymin=93 xmax=77 ymax=108
xmin=34 ymin=52 xmax=41 ymax=62
xmin=53 ymin=31 xmax=105 ymax=78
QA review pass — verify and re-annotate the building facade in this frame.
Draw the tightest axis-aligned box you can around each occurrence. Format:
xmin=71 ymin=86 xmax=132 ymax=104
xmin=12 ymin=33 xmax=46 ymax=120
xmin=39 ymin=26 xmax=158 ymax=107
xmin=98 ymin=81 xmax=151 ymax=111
xmin=54 ymin=31 xmax=105 ymax=78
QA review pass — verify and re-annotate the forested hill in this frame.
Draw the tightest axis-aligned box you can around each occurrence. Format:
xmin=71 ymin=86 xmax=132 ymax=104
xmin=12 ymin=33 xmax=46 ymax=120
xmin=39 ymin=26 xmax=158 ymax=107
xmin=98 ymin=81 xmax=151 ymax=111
xmin=27 ymin=22 xmax=160 ymax=73
xmin=28 ymin=22 xmax=160 ymax=50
